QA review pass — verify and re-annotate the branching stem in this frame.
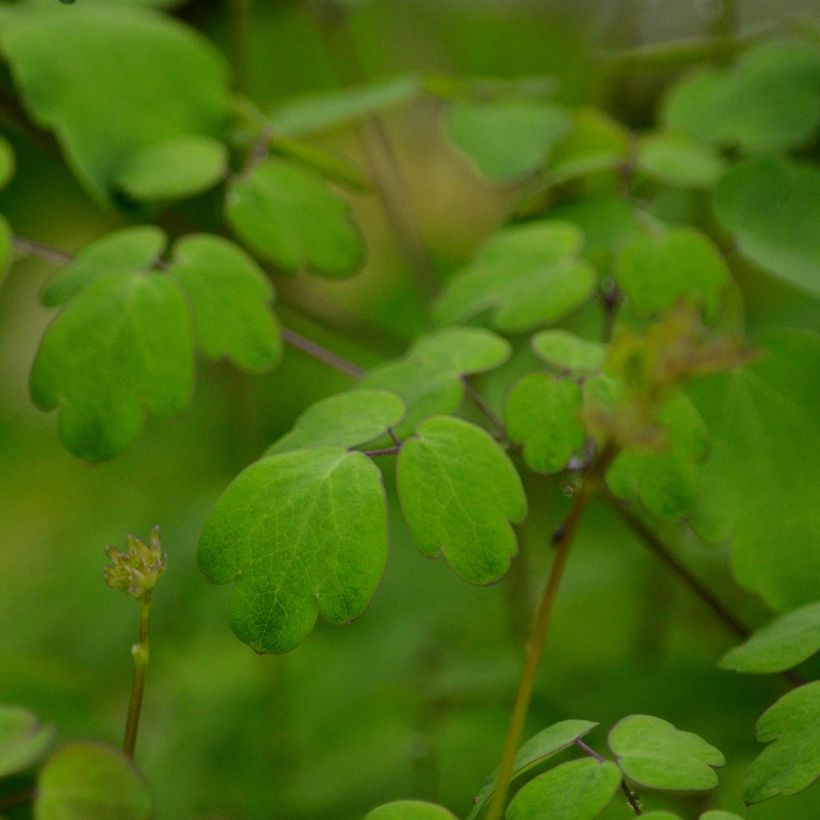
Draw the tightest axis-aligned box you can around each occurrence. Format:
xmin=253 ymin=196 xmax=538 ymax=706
xmin=575 ymin=739 xmax=642 ymax=815
xmin=123 ymin=596 xmax=152 ymax=759
xmin=485 ymin=443 xmax=618 ymax=820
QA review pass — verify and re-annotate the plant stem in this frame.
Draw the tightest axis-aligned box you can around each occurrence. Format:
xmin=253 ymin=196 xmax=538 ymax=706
xmin=280 ymin=327 xmax=365 ymax=379
xmin=13 ymin=236 xmax=73 ymax=265
xmin=123 ymin=595 xmax=152 ymax=759
xmin=485 ymin=444 xmax=617 ymax=820
xmin=462 ymin=377 xmax=507 ymax=438
xmin=575 ymin=739 xmax=642 ymax=815
xmin=362 ymin=445 xmax=401 ymax=457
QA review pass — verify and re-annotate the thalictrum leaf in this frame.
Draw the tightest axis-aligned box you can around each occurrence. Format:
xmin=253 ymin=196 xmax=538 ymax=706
xmin=531 ymin=330 xmax=606 ymax=374
xmin=397 ymin=416 xmax=526 ymax=584
xmin=225 ymin=158 xmax=365 ymax=278
xmin=30 ymin=270 xmax=194 ymax=461
xmin=608 ymin=714 xmax=725 ymax=792
xmin=198 ymin=447 xmax=389 ymax=653
xmin=0 ymin=705 xmax=55 ymax=778
xmin=169 ymin=234 xmax=281 ymax=372
xmin=743 ymin=681 xmax=820 ymax=804
xmin=364 ymin=801 xmax=457 ymax=820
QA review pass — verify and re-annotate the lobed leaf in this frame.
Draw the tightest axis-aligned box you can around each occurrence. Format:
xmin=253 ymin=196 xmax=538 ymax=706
xmin=468 ymin=719 xmax=598 ymax=819
xmin=714 ymin=156 xmax=820 ymax=299
xmin=743 ymin=681 xmax=820 ymax=804
xmin=198 ymin=447 xmax=389 ymax=653
xmin=364 ymin=801 xmax=457 ymax=820
xmin=720 ymin=600 xmax=820 ymax=674
xmin=397 ymin=416 xmax=526 ymax=585
xmin=432 ymin=221 xmax=597 ymax=333
xmin=267 ymin=390 xmax=405 ymax=455
xmin=635 ymin=131 xmax=726 ymax=189
xmin=30 ymin=271 xmax=194 ymax=461
xmin=531 ymin=330 xmax=606 ymax=374
xmin=506 ymin=757 xmax=622 ymax=820
xmin=2 ymin=4 xmax=229 ymax=203
xmin=608 ymin=714 xmax=725 ymax=792
xmin=505 ymin=373 xmax=585 ymax=474
xmin=0 ymin=705 xmax=55 ymax=778
xmin=35 ymin=741 xmax=152 ymax=820
xmin=169 ymin=234 xmax=281 ymax=372
xmin=447 ymin=99 xmax=570 ymax=181
xmin=225 ymin=158 xmax=365 ymax=278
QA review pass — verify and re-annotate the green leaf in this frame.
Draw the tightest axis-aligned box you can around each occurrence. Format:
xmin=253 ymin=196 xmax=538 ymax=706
xmin=397 ymin=416 xmax=526 ymax=584
xmin=663 ymin=38 xmax=820 ymax=152
xmin=0 ymin=134 xmax=15 ymax=189
xmin=169 ymin=234 xmax=281 ymax=372
xmin=720 ymin=600 xmax=820 ymax=674
xmin=42 ymin=226 xmax=166 ymax=307
xmin=0 ymin=705 xmax=55 ymax=778
xmin=448 ymin=100 xmax=571 ymax=181
xmin=267 ymin=133 xmax=370 ymax=191
xmin=640 ymin=813 xmax=681 ymax=819
xmin=700 ymin=813 xmax=745 ymax=820
xmin=116 ymin=134 xmax=227 ymax=201
xmin=744 ymin=681 xmax=820 ymax=804
xmin=608 ymin=714 xmax=725 ymax=792
xmin=505 ymin=374 xmax=584 ymax=474
xmin=30 ymin=271 xmax=193 ymax=461
xmin=2 ymin=4 xmax=229 ymax=203
xmin=198 ymin=447 xmax=388 ymax=653
xmin=360 ymin=327 xmax=511 ymax=437
xmin=615 ymin=226 xmax=729 ymax=317
xmin=546 ymin=106 xmax=630 ymax=185
xmin=531 ymin=330 xmax=606 ymax=374
xmin=267 ymin=389 xmax=405 ymax=455
xmin=364 ymin=801 xmax=457 ymax=820
xmin=546 ymin=196 xmax=642 ymax=257
xmin=635 ymin=131 xmax=726 ymax=189
xmin=506 ymin=758 xmax=622 ymax=820
xmin=689 ymin=332 xmax=820 ymax=610
xmin=0 ymin=215 xmax=12 ymax=287
xmin=226 ymin=158 xmax=365 ymax=278
xmin=271 ymin=74 xmax=420 ymax=137
xmin=713 ymin=156 xmax=820 ymax=299
xmin=35 ymin=741 xmax=153 ymax=820
xmin=432 ymin=221 xmax=597 ymax=333
xmin=468 ymin=719 xmax=598 ymax=820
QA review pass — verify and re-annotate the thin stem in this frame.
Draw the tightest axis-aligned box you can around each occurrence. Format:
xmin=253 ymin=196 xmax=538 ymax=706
xmin=462 ymin=377 xmax=506 ymax=438
xmin=123 ymin=596 xmax=151 ymax=759
xmin=280 ymin=327 xmax=365 ymax=379
xmin=575 ymin=739 xmax=642 ymax=815
xmin=362 ymin=445 xmax=401 ymax=457
xmin=605 ymin=492 xmax=806 ymax=689
xmin=13 ymin=236 xmax=73 ymax=265
xmin=485 ymin=444 xmax=618 ymax=820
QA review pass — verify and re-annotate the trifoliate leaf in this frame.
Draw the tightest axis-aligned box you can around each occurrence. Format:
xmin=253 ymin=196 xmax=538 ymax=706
xmin=2 ymin=4 xmax=229 ymax=203
xmin=506 ymin=758 xmax=622 ymax=820
xmin=689 ymin=332 xmax=820 ymax=610
xmin=0 ymin=705 xmax=55 ymax=778
xmin=0 ymin=215 xmax=12 ymax=286
xmin=714 ymin=156 xmax=820 ymax=299
xmin=30 ymin=271 xmax=194 ymax=461
xmin=116 ymin=134 xmax=227 ymax=201
xmin=662 ymin=38 xmax=820 ymax=152
xmin=169 ymin=234 xmax=281 ymax=372
xmin=720 ymin=601 xmax=820 ymax=674
xmin=531 ymin=330 xmax=606 ymax=374
xmin=365 ymin=801 xmax=457 ymax=820
xmin=615 ymin=226 xmax=729 ymax=317
xmin=608 ymin=714 xmax=725 ymax=792
xmin=744 ymin=681 xmax=820 ymax=804
xmin=35 ymin=741 xmax=153 ymax=820
xmin=447 ymin=99 xmax=570 ymax=181
xmin=0 ymin=134 xmax=15 ymax=188
xmin=226 ymin=158 xmax=365 ymax=277
xmin=636 ymin=131 xmax=726 ymax=189
xmin=360 ymin=327 xmax=510 ymax=437
xmin=397 ymin=416 xmax=526 ymax=584
xmin=198 ymin=447 xmax=388 ymax=653
xmin=546 ymin=106 xmax=630 ymax=185
xmin=432 ymin=221 xmax=597 ymax=333
xmin=505 ymin=374 xmax=584 ymax=474
xmin=468 ymin=719 xmax=598 ymax=819
xmin=42 ymin=226 xmax=166 ymax=307
xmin=267 ymin=390 xmax=405 ymax=455
xmin=271 ymin=74 xmax=420 ymax=137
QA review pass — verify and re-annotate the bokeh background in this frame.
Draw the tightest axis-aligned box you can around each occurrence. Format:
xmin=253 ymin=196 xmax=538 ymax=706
xmin=1 ymin=1 xmax=819 ymax=818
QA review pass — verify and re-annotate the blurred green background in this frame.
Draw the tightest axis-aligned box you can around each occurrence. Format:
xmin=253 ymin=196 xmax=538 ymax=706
xmin=1 ymin=1 xmax=818 ymax=818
